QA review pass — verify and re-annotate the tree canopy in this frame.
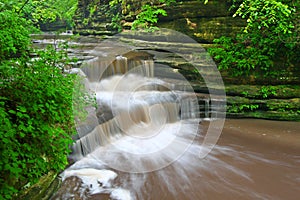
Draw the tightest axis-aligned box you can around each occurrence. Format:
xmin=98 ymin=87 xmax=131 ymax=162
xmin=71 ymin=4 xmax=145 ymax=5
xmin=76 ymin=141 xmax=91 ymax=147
xmin=0 ymin=0 xmax=77 ymax=26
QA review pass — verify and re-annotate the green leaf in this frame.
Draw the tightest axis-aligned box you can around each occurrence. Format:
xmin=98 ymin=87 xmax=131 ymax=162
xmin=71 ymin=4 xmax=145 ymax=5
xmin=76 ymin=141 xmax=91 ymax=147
xmin=8 ymin=110 xmax=16 ymax=114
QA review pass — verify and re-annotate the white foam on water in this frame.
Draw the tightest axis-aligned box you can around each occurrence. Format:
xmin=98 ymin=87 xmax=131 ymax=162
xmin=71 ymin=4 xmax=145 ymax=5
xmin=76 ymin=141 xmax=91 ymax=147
xmin=65 ymin=58 xmax=230 ymax=199
xmin=56 ymin=33 xmax=300 ymax=200
xmin=110 ymin=188 xmax=133 ymax=200
xmin=61 ymin=168 xmax=117 ymax=193
xmin=60 ymin=168 xmax=134 ymax=199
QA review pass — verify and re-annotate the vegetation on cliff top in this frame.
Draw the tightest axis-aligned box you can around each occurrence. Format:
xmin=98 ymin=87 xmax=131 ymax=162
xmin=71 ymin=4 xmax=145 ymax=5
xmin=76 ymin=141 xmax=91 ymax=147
xmin=103 ymin=0 xmax=299 ymax=82
xmin=209 ymin=0 xmax=300 ymax=83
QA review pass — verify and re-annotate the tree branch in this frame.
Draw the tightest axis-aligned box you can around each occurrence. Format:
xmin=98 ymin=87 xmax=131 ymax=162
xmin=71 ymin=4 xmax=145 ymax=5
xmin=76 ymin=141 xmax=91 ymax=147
xmin=17 ymin=0 xmax=30 ymax=14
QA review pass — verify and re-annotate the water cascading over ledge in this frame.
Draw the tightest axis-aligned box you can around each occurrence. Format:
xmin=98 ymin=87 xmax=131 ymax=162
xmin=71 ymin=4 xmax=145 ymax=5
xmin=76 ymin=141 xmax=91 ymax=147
xmin=46 ymin=29 xmax=300 ymax=200
xmin=70 ymin=52 xmax=202 ymax=162
xmin=54 ymin=29 xmax=227 ymax=200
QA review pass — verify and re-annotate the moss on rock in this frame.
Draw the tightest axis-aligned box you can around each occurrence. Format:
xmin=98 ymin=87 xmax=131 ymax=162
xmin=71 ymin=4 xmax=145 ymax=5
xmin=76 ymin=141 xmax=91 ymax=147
xmin=16 ymin=171 xmax=60 ymax=200
xmin=226 ymin=85 xmax=300 ymax=121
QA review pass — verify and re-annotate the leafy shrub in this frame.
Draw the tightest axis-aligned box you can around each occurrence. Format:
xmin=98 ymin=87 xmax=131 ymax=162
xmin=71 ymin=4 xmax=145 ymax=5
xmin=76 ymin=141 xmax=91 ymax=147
xmin=0 ymin=45 xmax=82 ymax=198
xmin=0 ymin=10 xmax=31 ymax=60
xmin=132 ymin=4 xmax=167 ymax=30
xmin=227 ymin=103 xmax=259 ymax=113
xmin=0 ymin=2 xmax=92 ymax=199
xmin=131 ymin=0 xmax=175 ymax=30
xmin=208 ymin=0 xmax=299 ymax=80
xmin=106 ymin=0 xmax=176 ymax=31
xmin=260 ymin=86 xmax=278 ymax=98
xmin=0 ymin=14 xmax=91 ymax=199
xmin=1 ymin=0 xmax=78 ymax=26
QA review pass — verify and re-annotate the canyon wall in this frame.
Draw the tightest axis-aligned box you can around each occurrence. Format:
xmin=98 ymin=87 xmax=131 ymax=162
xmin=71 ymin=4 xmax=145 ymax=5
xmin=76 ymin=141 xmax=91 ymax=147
xmin=72 ymin=0 xmax=245 ymax=42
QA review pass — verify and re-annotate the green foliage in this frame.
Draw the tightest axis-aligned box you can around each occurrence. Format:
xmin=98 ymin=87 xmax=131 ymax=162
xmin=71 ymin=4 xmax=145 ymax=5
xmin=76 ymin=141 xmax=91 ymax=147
xmin=108 ymin=0 xmax=123 ymax=32
xmin=89 ymin=4 xmax=97 ymax=17
xmin=132 ymin=4 xmax=166 ymax=30
xmin=106 ymin=0 xmax=175 ymax=31
xmin=209 ymin=35 xmax=271 ymax=77
xmin=0 ymin=4 xmax=87 ymax=199
xmin=233 ymin=0 xmax=294 ymax=35
xmin=109 ymin=0 xmax=121 ymax=7
xmin=0 ymin=44 xmax=81 ymax=198
xmin=111 ymin=13 xmax=123 ymax=32
xmin=260 ymin=86 xmax=278 ymax=98
xmin=132 ymin=0 xmax=175 ymax=30
xmin=50 ymin=0 xmax=78 ymax=26
xmin=0 ymin=0 xmax=78 ymax=27
xmin=241 ymin=91 xmax=249 ymax=97
xmin=208 ymin=0 xmax=299 ymax=80
xmin=228 ymin=103 xmax=259 ymax=113
xmin=0 ymin=10 xmax=31 ymax=60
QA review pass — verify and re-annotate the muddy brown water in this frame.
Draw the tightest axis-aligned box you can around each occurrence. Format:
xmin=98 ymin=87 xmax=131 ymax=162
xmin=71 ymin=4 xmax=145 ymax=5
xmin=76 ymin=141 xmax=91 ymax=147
xmin=204 ymin=119 xmax=300 ymax=200
xmin=52 ymin=119 xmax=300 ymax=200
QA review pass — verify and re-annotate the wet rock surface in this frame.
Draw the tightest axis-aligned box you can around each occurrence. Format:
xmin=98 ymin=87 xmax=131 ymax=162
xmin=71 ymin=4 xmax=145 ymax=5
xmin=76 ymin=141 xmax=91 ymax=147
xmin=50 ymin=176 xmax=88 ymax=200
xmin=31 ymin=31 xmax=300 ymax=121
xmin=17 ymin=171 xmax=60 ymax=200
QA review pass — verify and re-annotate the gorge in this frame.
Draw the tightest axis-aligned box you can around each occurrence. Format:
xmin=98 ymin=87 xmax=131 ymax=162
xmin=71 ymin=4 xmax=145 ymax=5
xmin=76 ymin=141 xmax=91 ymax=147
xmin=5 ymin=0 xmax=299 ymax=199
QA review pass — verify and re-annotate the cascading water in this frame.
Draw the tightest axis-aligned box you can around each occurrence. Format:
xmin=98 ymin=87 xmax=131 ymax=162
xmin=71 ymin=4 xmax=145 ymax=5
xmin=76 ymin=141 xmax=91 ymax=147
xmin=50 ymin=30 xmax=300 ymax=200
xmin=55 ymin=55 xmax=255 ymax=200
xmin=55 ymin=48 xmax=222 ymax=199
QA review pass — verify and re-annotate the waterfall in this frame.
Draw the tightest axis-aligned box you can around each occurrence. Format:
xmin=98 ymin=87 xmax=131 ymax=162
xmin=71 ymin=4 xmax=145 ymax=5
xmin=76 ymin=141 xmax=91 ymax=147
xmin=80 ymin=55 xmax=154 ymax=82
xmin=61 ymin=50 xmax=225 ymax=200
xmin=204 ymin=98 xmax=210 ymax=119
xmin=69 ymin=54 xmax=202 ymax=162
xmin=49 ymin=30 xmax=299 ymax=200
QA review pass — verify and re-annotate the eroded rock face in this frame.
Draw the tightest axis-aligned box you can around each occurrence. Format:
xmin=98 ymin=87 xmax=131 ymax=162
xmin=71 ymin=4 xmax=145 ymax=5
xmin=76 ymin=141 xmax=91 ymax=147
xmin=73 ymin=0 xmax=120 ymax=36
xmin=225 ymin=85 xmax=300 ymax=121
xmin=159 ymin=0 xmax=245 ymax=42
xmin=73 ymin=0 xmax=245 ymax=42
